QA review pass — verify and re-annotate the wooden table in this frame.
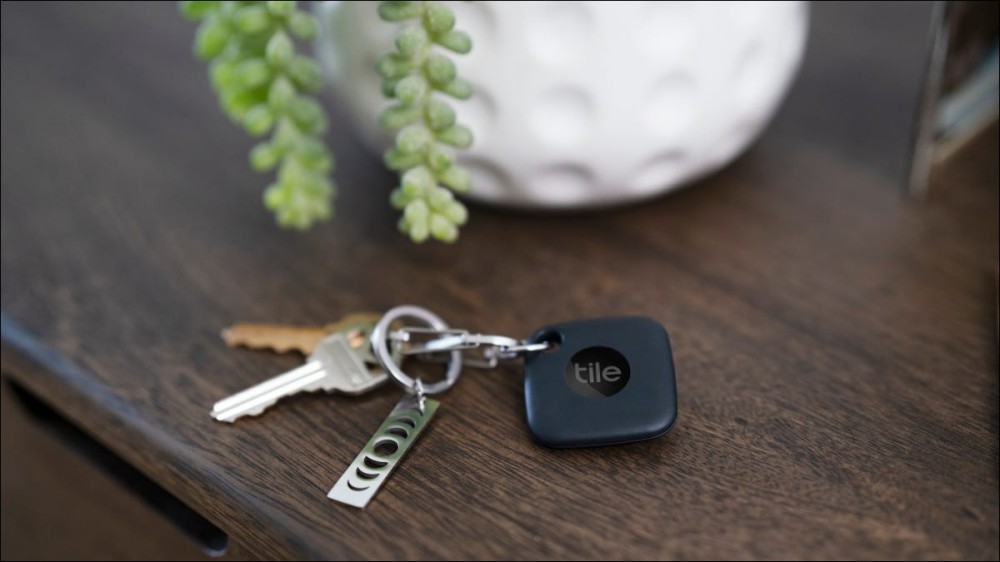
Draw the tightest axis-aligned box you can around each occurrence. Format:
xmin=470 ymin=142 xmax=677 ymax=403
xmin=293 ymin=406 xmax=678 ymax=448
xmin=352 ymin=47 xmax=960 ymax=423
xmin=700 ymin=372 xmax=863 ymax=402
xmin=2 ymin=2 xmax=997 ymax=560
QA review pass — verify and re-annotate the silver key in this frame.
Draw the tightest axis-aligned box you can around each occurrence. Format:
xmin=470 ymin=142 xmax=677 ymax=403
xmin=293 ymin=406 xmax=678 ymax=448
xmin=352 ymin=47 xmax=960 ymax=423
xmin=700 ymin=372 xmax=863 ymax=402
xmin=211 ymin=331 xmax=387 ymax=423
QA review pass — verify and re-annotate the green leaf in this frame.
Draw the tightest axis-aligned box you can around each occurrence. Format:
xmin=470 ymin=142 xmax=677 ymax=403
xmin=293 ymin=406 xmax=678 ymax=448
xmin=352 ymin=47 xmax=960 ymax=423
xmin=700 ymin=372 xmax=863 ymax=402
xmin=210 ymin=58 xmax=237 ymax=91
xmin=427 ymin=185 xmax=454 ymax=210
xmin=180 ymin=1 xmax=220 ymax=21
xmin=379 ymin=104 xmax=421 ymax=129
xmin=287 ymin=11 xmax=318 ymax=39
xmin=390 ymin=187 xmax=411 ymax=209
xmin=408 ymin=219 xmax=430 ymax=243
xmin=266 ymin=1 xmax=296 ymax=16
xmin=235 ymin=6 xmax=271 ymax=34
xmin=424 ymin=98 xmax=455 ymax=130
xmin=287 ymin=56 xmax=323 ymax=91
xmin=439 ymin=77 xmax=473 ymax=99
xmin=265 ymin=31 xmax=293 ymax=67
xmin=429 ymin=213 xmax=458 ymax=242
xmin=195 ymin=17 xmax=230 ymax=60
xmin=263 ymin=181 xmax=288 ymax=209
xmin=394 ymin=75 xmax=427 ymax=106
xmin=266 ymin=171 xmax=334 ymax=229
xmin=250 ymin=142 xmax=280 ymax=171
xmin=221 ymin=88 xmax=261 ymax=121
xmin=425 ymin=145 xmax=453 ymax=172
xmin=395 ymin=26 xmax=429 ymax=58
xmin=376 ymin=53 xmax=412 ymax=80
xmin=404 ymin=198 xmax=430 ymax=226
xmin=424 ymin=55 xmax=456 ymax=86
xmin=435 ymin=30 xmax=471 ymax=54
xmin=378 ymin=1 xmax=422 ymax=22
xmin=295 ymin=138 xmax=333 ymax=171
xmin=423 ymin=2 xmax=455 ymax=33
xmin=235 ymin=58 xmax=271 ymax=90
xmin=395 ymin=124 xmax=431 ymax=154
xmin=401 ymin=166 xmax=435 ymax=196
xmin=243 ymin=104 xmax=275 ymax=136
xmin=384 ymin=147 xmax=424 ymax=171
xmin=381 ymin=77 xmax=402 ymax=98
xmin=268 ymin=119 xmax=297 ymax=150
xmin=436 ymin=124 xmax=473 ymax=148
xmin=287 ymin=97 xmax=327 ymax=134
xmin=442 ymin=200 xmax=468 ymax=225
xmin=439 ymin=165 xmax=471 ymax=192
xmin=267 ymin=76 xmax=295 ymax=110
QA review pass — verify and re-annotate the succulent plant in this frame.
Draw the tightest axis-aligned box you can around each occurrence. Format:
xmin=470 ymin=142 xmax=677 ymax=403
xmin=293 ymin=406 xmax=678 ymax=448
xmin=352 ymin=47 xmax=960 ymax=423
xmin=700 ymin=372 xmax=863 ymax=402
xmin=181 ymin=1 xmax=474 ymax=242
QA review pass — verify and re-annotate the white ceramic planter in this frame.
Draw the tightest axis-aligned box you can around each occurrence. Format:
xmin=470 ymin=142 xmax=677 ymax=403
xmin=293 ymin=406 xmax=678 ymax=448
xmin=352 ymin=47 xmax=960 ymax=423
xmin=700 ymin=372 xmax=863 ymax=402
xmin=317 ymin=1 xmax=808 ymax=209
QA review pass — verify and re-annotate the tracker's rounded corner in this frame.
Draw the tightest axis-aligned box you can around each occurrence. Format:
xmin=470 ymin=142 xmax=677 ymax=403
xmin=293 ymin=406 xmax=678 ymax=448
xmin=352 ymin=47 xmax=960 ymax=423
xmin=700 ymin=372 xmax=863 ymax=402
xmin=647 ymin=403 xmax=678 ymax=439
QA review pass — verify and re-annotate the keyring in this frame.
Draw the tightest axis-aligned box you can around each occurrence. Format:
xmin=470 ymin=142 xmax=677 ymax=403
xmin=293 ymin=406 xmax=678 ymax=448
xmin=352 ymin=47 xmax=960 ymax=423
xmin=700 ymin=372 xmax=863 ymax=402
xmin=387 ymin=327 xmax=552 ymax=368
xmin=370 ymin=305 xmax=463 ymax=395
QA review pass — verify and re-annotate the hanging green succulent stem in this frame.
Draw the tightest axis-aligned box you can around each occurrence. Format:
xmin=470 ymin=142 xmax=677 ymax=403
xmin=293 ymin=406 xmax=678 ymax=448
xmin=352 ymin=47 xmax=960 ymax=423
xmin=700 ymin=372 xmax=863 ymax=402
xmin=180 ymin=0 xmax=334 ymax=229
xmin=376 ymin=1 xmax=474 ymax=243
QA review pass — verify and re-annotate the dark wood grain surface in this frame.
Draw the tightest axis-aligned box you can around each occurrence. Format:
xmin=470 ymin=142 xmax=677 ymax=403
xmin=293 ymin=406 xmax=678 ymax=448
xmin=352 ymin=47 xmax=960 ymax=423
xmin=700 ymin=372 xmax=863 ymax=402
xmin=2 ymin=2 xmax=997 ymax=560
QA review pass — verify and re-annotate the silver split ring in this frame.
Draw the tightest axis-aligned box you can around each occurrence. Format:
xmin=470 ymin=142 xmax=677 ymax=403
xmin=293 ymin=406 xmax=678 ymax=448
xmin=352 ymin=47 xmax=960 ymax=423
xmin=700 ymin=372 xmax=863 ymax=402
xmin=371 ymin=305 xmax=463 ymax=395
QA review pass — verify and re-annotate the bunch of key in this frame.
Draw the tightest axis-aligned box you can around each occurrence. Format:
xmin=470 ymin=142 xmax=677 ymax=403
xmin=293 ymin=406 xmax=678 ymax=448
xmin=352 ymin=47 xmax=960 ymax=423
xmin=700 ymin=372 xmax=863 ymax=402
xmin=212 ymin=305 xmax=678 ymax=508
xmin=211 ymin=313 xmax=388 ymax=423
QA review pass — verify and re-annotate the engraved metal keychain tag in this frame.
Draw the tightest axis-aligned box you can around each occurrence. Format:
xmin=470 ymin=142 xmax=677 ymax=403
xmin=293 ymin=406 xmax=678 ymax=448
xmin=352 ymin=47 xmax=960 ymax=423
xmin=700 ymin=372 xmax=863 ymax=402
xmin=327 ymin=306 xmax=463 ymax=508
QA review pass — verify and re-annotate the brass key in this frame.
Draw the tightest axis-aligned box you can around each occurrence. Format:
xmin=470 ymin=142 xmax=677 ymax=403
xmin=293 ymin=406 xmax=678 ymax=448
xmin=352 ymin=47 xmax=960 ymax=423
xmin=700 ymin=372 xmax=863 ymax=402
xmin=220 ymin=312 xmax=382 ymax=356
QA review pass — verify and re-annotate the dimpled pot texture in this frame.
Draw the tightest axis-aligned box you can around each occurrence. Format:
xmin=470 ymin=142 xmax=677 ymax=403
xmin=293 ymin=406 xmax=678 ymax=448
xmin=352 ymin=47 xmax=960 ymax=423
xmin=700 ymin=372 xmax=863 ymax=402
xmin=316 ymin=1 xmax=808 ymax=209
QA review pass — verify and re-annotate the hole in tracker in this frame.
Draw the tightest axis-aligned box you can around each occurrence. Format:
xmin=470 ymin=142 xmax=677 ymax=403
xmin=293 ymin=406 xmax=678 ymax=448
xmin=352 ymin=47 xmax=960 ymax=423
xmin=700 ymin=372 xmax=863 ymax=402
xmin=363 ymin=456 xmax=388 ymax=470
xmin=356 ymin=467 xmax=379 ymax=480
xmin=534 ymin=330 xmax=563 ymax=353
xmin=373 ymin=438 xmax=399 ymax=457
